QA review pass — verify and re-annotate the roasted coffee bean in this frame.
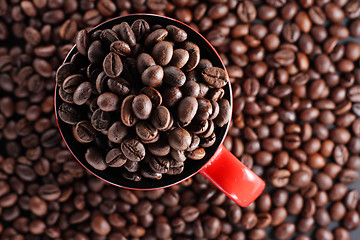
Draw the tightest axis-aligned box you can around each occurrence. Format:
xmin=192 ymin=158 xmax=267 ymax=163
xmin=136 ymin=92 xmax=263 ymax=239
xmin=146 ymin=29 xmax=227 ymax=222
xmin=56 ymin=63 xmax=77 ymax=85
xmin=88 ymin=40 xmax=106 ymax=64
xmin=73 ymin=81 xmax=92 ymax=105
xmin=121 ymin=138 xmax=146 ymax=162
xmin=97 ymin=92 xmax=120 ymax=112
xmin=214 ymin=99 xmax=231 ymax=127
xmin=166 ymin=25 xmax=187 ymax=42
xmin=237 ymin=1 xmax=256 ymax=23
xmin=110 ymin=40 xmax=131 ymax=56
xmin=121 ymin=95 xmax=138 ymax=127
xmin=131 ymin=19 xmax=150 ymax=42
xmin=202 ymin=67 xmax=229 ymax=88
xmin=58 ymin=103 xmax=81 ymax=125
xmin=100 ymin=29 xmax=119 ymax=46
xmin=140 ymin=87 xmax=162 ymax=107
xmin=62 ymin=74 xmax=84 ymax=94
xmin=186 ymin=148 xmax=206 ymax=160
xmin=144 ymin=28 xmax=168 ymax=47
xmin=136 ymin=121 xmax=158 ymax=141
xmin=170 ymin=149 xmax=186 ymax=162
xmin=196 ymin=98 xmax=212 ymax=121
xmin=183 ymin=41 xmax=200 ymax=71
xmin=170 ymin=49 xmax=189 ymax=69
xmin=107 ymin=77 xmax=130 ymax=96
xmin=151 ymin=106 xmax=171 ymax=131
xmin=91 ymin=109 xmax=111 ymax=131
xmin=108 ymin=121 xmax=128 ymax=144
xmin=163 ymin=66 xmax=186 ymax=87
xmin=137 ymin=53 xmax=156 ymax=74
xmin=103 ymin=52 xmax=123 ymax=78
xmin=152 ymin=41 xmax=173 ymax=66
xmin=115 ymin=22 xmax=136 ymax=47
xmin=124 ymin=160 xmax=140 ymax=173
xmin=169 ymin=127 xmax=192 ymax=151
xmin=148 ymin=139 xmax=171 ymax=157
xmin=274 ymin=222 xmax=295 ymax=239
xmin=141 ymin=167 xmax=162 ymax=180
xmin=85 ymin=147 xmax=107 ymax=170
xmin=271 ymin=169 xmax=291 ymax=188
xmin=132 ymin=94 xmax=152 ymax=120
xmin=105 ymin=148 xmax=127 ymax=167
xmin=73 ymin=121 xmax=96 ymax=144
xmin=122 ymin=171 xmax=141 ymax=182
xmin=149 ymin=157 xmax=170 ymax=174
xmin=178 ymin=96 xmax=198 ymax=126
xmin=141 ymin=65 xmax=164 ymax=87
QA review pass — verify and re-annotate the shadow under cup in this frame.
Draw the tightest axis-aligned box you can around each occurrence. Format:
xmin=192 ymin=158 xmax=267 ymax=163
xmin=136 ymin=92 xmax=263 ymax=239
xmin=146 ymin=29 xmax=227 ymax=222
xmin=54 ymin=14 xmax=232 ymax=190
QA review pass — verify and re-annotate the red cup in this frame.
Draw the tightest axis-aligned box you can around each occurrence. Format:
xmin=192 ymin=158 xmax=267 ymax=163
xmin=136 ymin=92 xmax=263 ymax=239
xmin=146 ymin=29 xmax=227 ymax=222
xmin=55 ymin=14 xmax=265 ymax=207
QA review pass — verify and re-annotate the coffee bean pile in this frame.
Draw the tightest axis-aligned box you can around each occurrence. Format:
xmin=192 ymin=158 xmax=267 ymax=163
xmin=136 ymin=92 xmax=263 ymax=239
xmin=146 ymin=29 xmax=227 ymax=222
xmin=56 ymin=19 xmax=231 ymax=180
xmin=0 ymin=0 xmax=360 ymax=239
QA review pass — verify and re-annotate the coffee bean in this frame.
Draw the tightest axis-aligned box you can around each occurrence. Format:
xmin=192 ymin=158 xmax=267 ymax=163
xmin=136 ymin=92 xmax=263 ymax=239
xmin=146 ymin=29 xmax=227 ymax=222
xmin=202 ymin=67 xmax=229 ymax=88
xmin=132 ymin=94 xmax=152 ymax=120
xmin=115 ymin=22 xmax=136 ymax=48
xmin=166 ymin=25 xmax=187 ymax=42
xmin=140 ymin=87 xmax=162 ymax=107
xmin=121 ymin=95 xmax=138 ymax=127
xmin=144 ymin=29 xmax=168 ymax=47
xmin=103 ymin=52 xmax=123 ymax=78
xmin=141 ymin=65 xmax=164 ymax=87
xmin=62 ymin=74 xmax=84 ymax=94
xmin=152 ymin=41 xmax=173 ymax=67
xmin=214 ymin=99 xmax=231 ymax=127
xmin=178 ymin=96 xmax=198 ymax=126
xmin=100 ymin=29 xmax=119 ymax=46
xmin=338 ymin=169 xmax=359 ymax=184
xmin=73 ymin=121 xmax=96 ymax=144
xmin=73 ymin=81 xmax=93 ymax=105
xmin=105 ymin=148 xmax=127 ymax=167
xmin=183 ymin=41 xmax=200 ymax=71
xmin=170 ymin=49 xmax=189 ymax=69
xmin=131 ymin=19 xmax=150 ymax=42
xmin=237 ymin=1 xmax=256 ymax=23
xmin=108 ymin=121 xmax=128 ymax=144
xmin=110 ymin=40 xmax=131 ymax=56
xmin=151 ymin=106 xmax=171 ymax=131
xmin=274 ymin=49 xmax=295 ymax=66
xmin=163 ymin=66 xmax=186 ymax=87
xmin=88 ymin=40 xmax=106 ymax=64
xmin=85 ymin=147 xmax=107 ymax=170
xmin=38 ymin=184 xmax=61 ymax=201
xmin=135 ymin=121 xmax=158 ymax=141
xmin=343 ymin=210 xmax=360 ymax=230
xmin=186 ymin=148 xmax=206 ymax=160
xmin=168 ymin=127 xmax=191 ymax=151
xmin=141 ymin=167 xmax=162 ymax=180
xmin=107 ymin=77 xmax=130 ymax=96
xmin=149 ymin=157 xmax=170 ymax=174
xmin=121 ymin=138 xmax=145 ymax=162
xmin=137 ymin=53 xmax=156 ymax=74
xmin=91 ymin=109 xmax=111 ymax=131
xmin=58 ymin=103 xmax=81 ymax=125
xmin=271 ymin=169 xmax=290 ymax=188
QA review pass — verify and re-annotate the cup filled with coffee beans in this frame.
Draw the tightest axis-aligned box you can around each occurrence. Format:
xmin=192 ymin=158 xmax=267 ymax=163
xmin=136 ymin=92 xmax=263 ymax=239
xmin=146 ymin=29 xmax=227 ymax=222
xmin=54 ymin=14 xmax=265 ymax=207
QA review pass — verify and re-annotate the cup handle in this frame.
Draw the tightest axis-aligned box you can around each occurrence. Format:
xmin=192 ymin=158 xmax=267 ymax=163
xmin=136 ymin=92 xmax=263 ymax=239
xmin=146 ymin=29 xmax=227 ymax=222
xmin=200 ymin=145 xmax=265 ymax=207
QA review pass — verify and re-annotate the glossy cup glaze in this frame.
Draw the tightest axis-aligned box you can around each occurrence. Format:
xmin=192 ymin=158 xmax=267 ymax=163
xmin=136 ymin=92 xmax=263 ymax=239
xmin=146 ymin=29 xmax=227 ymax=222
xmin=54 ymin=14 xmax=265 ymax=207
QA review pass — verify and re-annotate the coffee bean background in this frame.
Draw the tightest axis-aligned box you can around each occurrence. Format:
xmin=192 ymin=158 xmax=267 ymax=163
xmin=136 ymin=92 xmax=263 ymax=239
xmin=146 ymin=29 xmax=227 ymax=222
xmin=0 ymin=0 xmax=360 ymax=239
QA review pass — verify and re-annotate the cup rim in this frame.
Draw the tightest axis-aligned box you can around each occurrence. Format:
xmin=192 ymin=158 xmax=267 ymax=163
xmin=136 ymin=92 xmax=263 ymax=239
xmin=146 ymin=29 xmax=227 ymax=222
xmin=54 ymin=13 xmax=233 ymax=190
